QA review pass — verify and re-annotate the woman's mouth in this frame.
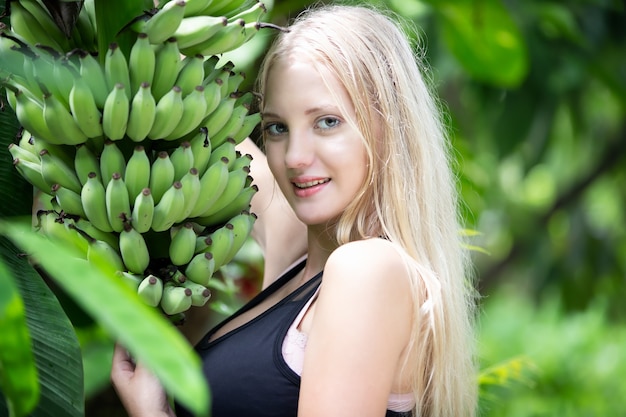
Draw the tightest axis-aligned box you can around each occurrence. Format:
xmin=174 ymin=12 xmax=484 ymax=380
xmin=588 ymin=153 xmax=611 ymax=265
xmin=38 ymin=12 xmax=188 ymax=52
xmin=293 ymin=178 xmax=330 ymax=189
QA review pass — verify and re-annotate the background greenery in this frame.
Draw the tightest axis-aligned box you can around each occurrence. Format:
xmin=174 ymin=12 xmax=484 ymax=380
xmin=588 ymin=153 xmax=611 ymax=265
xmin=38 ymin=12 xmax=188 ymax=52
xmin=1 ymin=0 xmax=625 ymax=416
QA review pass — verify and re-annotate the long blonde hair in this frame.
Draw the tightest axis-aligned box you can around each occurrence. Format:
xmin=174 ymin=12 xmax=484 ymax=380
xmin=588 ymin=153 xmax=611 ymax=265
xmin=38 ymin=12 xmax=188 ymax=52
xmin=256 ymin=4 xmax=478 ymax=416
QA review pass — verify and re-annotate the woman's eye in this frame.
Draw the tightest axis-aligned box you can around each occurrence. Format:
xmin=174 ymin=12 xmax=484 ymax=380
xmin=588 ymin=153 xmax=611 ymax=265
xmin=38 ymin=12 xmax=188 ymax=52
xmin=264 ymin=122 xmax=287 ymax=136
xmin=316 ymin=117 xmax=340 ymax=130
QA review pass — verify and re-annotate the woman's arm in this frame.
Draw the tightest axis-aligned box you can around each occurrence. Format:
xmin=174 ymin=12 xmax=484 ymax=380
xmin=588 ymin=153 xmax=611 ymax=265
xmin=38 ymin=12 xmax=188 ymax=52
xmin=298 ymin=239 xmax=413 ymax=416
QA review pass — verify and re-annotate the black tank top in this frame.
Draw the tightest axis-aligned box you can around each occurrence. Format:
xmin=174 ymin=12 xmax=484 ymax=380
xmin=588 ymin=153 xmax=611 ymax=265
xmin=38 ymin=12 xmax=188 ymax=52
xmin=176 ymin=259 xmax=412 ymax=417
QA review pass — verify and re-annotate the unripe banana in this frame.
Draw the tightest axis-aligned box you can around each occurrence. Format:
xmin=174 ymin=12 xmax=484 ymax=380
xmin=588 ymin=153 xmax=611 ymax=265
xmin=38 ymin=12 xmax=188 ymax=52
xmin=18 ymin=0 xmax=71 ymax=51
xmin=115 ymin=271 xmax=143 ymax=292
xmin=13 ymin=157 xmax=51 ymax=192
xmin=104 ymin=43 xmax=131 ymax=98
xmin=124 ymin=145 xmax=151 ymax=201
xmin=182 ymin=0 xmax=213 ymax=16
xmin=51 ymin=184 xmax=87 ymax=217
xmin=142 ymin=0 xmax=187 ymax=45
xmin=43 ymin=93 xmax=89 ymax=145
xmin=174 ymin=15 xmax=228 ymax=50
xmin=39 ymin=149 xmax=82 ymax=194
xmin=187 ymin=156 xmax=229 ymax=218
xmin=179 ymin=167 xmax=201 ymax=219
xmin=102 ymin=83 xmax=130 ymax=140
xmin=175 ymin=54 xmax=205 ymax=96
xmin=230 ymin=152 xmax=253 ymax=173
xmin=9 ymin=1 xmax=64 ymax=50
xmin=196 ymin=184 xmax=257 ymax=227
xmin=222 ymin=210 xmax=256 ymax=264
xmin=105 ymin=172 xmax=132 ymax=232
xmin=179 ymin=279 xmax=211 ymax=307
xmin=164 ymin=85 xmax=208 ymax=140
xmin=170 ymin=141 xmax=195 ymax=181
xmin=202 ymin=93 xmax=237 ymax=138
xmin=78 ymin=50 xmax=109 ymax=108
xmin=151 ymin=37 xmax=182 ymax=101
xmin=87 ymin=236 xmax=125 ymax=273
xmin=160 ymin=281 xmax=193 ymax=316
xmin=180 ymin=18 xmax=245 ymax=57
xmin=207 ymin=137 xmax=237 ymax=170
xmin=8 ymin=142 xmax=39 ymax=165
xmin=73 ymin=217 xmax=119 ymax=250
xmin=169 ymin=222 xmax=197 ymax=266
xmin=131 ymin=188 xmax=155 ymax=234
xmin=149 ymin=151 xmax=176 ymax=203
xmin=119 ymin=223 xmax=151 ymax=274
xmin=74 ymin=143 xmax=101 ymax=186
xmin=188 ymin=128 xmax=212 ymax=176
xmin=232 ymin=111 xmax=261 ymax=144
xmin=201 ymin=223 xmax=235 ymax=270
xmin=100 ymin=140 xmax=127 ymax=184
xmin=151 ymin=181 xmax=186 ymax=232
xmin=184 ymin=252 xmax=215 ymax=286
xmin=126 ymin=82 xmax=157 ymax=142
xmin=81 ymin=172 xmax=113 ymax=233
xmin=227 ymin=1 xmax=267 ymax=24
xmin=225 ymin=71 xmax=245 ymax=96
xmin=201 ymin=78 xmax=223 ymax=120
xmin=137 ymin=275 xmax=164 ymax=307
xmin=13 ymin=90 xmax=57 ymax=144
xmin=52 ymin=58 xmax=77 ymax=108
xmin=147 ymin=86 xmax=184 ymax=139
xmin=128 ymin=33 xmax=155 ymax=95
xmin=197 ymin=166 xmax=249 ymax=218
xmin=69 ymin=75 xmax=104 ymax=139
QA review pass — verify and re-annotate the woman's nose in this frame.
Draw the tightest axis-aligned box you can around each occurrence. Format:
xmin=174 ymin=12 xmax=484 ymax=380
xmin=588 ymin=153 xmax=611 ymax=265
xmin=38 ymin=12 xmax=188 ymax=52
xmin=284 ymin=132 xmax=314 ymax=169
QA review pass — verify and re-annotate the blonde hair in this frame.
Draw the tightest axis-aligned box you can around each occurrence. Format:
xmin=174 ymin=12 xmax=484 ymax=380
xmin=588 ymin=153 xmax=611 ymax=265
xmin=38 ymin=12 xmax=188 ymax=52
xmin=256 ymin=4 xmax=478 ymax=417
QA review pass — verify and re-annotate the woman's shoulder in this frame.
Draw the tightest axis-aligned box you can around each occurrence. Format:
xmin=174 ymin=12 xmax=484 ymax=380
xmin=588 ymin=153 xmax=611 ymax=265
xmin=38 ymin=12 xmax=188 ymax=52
xmin=323 ymin=238 xmax=412 ymax=293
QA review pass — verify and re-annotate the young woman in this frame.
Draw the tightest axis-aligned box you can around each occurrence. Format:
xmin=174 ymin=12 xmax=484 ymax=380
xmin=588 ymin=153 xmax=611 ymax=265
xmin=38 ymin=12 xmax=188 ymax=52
xmin=111 ymin=4 xmax=478 ymax=417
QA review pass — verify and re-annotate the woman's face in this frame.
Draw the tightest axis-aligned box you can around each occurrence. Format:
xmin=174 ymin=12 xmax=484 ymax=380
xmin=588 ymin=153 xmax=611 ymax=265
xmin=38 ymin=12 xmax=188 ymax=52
xmin=262 ymin=56 xmax=368 ymax=227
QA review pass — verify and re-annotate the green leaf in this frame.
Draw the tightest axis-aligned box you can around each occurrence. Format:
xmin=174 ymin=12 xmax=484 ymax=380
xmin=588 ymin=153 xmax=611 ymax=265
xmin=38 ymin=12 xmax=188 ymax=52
xmin=0 ymin=220 xmax=210 ymax=417
xmin=0 ymin=257 xmax=39 ymax=417
xmin=436 ymin=0 xmax=529 ymax=87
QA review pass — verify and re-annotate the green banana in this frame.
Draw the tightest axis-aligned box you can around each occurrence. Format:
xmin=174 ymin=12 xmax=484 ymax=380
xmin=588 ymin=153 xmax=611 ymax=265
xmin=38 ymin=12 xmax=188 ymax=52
xmin=182 ymin=0 xmax=214 ymax=17
xmin=78 ymin=50 xmax=109 ymax=108
xmin=169 ymin=141 xmax=195 ymax=181
xmin=9 ymin=1 xmax=63 ymax=50
xmin=87 ymin=236 xmax=125 ymax=273
xmin=73 ymin=4 xmax=98 ymax=52
xmin=222 ymin=210 xmax=256 ymax=263
xmin=164 ymin=85 xmax=208 ymax=140
xmin=51 ymin=184 xmax=87 ymax=217
xmin=208 ymin=104 xmax=249 ymax=148
xmin=128 ymin=32 xmax=155 ymax=95
xmin=137 ymin=275 xmax=164 ymax=307
xmin=179 ymin=279 xmax=212 ymax=307
xmin=143 ymin=0 xmax=187 ymax=45
xmin=196 ymin=184 xmax=257 ymax=227
xmin=72 ymin=217 xmax=119 ymax=250
xmin=8 ymin=142 xmax=39 ymax=165
xmin=207 ymin=137 xmax=237 ymax=170
xmin=115 ymin=271 xmax=143 ymax=292
xmin=179 ymin=167 xmax=201 ymax=219
xmin=230 ymin=152 xmax=253 ymax=173
xmin=119 ymin=223 xmax=151 ymax=274
xmin=126 ymin=82 xmax=157 ymax=142
xmin=100 ymin=140 xmax=127 ymax=185
xmin=202 ymin=93 xmax=238 ymax=138
xmin=130 ymin=188 xmax=155 ymax=233
xmin=175 ymin=54 xmax=205 ymax=96
xmin=225 ymin=71 xmax=246 ymax=96
xmin=200 ymin=223 xmax=235 ymax=270
xmin=69 ymin=75 xmax=104 ymax=139
xmin=196 ymin=165 xmax=249 ymax=218
xmin=81 ymin=172 xmax=113 ymax=232
xmin=160 ymin=281 xmax=193 ymax=315
xmin=201 ymin=77 xmax=223 ymax=117
xmin=232 ymin=111 xmax=261 ymax=144
xmin=151 ymin=36 xmax=182 ymax=101
xmin=184 ymin=252 xmax=215 ymax=286
xmin=227 ymin=1 xmax=267 ymax=23
xmin=187 ymin=156 xmax=229 ymax=218
xmin=188 ymin=128 xmax=212 ymax=176
xmin=74 ymin=143 xmax=101 ymax=185
xmin=43 ymin=93 xmax=89 ymax=145
xmin=17 ymin=130 xmax=39 ymax=159
xmin=174 ymin=15 xmax=228 ymax=51
xmin=104 ymin=43 xmax=131 ymax=98
xmin=147 ymin=85 xmax=184 ymax=139
xmin=39 ymin=149 xmax=82 ymax=194
xmin=124 ymin=145 xmax=151 ymax=201
xmin=179 ymin=18 xmax=245 ymax=57
xmin=13 ymin=90 xmax=57 ymax=144
xmin=105 ymin=172 xmax=132 ymax=232
xmin=151 ymin=180 xmax=186 ymax=231
xmin=149 ymin=151 xmax=175 ymax=203
xmin=102 ymin=82 xmax=130 ymax=141
xmin=18 ymin=0 xmax=71 ymax=51
xmin=13 ymin=157 xmax=51 ymax=192
xmin=169 ymin=222 xmax=197 ymax=266
xmin=52 ymin=57 xmax=77 ymax=109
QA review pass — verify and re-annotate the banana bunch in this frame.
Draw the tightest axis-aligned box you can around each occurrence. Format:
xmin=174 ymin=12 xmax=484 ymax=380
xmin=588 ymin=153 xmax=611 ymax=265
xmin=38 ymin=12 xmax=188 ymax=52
xmin=2 ymin=0 xmax=270 ymax=319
